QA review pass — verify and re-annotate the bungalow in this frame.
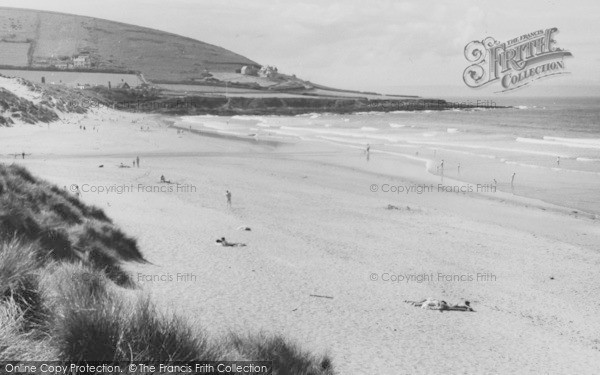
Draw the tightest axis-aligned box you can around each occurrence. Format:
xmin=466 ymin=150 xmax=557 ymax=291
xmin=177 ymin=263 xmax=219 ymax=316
xmin=55 ymin=61 xmax=73 ymax=70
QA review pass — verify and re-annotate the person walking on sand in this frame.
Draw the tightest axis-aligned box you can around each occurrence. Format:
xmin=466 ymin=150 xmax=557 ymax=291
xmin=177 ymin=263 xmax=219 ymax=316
xmin=457 ymin=163 xmax=461 ymax=174
xmin=366 ymin=144 xmax=370 ymax=154
xmin=225 ymin=190 xmax=232 ymax=208
xmin=511 ymin=172 xmax=516 ymax=188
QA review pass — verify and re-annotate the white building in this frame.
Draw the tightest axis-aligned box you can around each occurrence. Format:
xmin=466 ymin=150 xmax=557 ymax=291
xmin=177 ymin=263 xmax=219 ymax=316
xmin=73 ymin=55 xmax=91 ymax=69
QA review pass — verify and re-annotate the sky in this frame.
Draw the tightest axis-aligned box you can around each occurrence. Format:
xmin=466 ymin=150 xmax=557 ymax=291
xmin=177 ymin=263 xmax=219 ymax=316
xmin=1 ymin=0 xmax=599 ymax=97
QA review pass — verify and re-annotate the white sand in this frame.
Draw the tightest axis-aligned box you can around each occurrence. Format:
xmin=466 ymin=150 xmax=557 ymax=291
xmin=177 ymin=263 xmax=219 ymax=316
xmin=2 ymin=104 xmax=600 ymax=374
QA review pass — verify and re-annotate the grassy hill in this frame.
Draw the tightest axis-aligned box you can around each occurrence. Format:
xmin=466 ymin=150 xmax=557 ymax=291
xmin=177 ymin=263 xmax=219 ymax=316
xmin=0 ymin=7 xmax=259 ymax=82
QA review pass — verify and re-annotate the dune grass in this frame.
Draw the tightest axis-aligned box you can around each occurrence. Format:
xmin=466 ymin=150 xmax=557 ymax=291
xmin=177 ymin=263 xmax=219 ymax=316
xmin=0 ymin=163 xmax=334 ymax=374
xmin=0 ymin=163 xmax=143 ymax=286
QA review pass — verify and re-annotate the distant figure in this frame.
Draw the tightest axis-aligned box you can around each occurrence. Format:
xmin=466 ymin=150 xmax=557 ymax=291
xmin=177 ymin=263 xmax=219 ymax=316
xmin=493 ymin=178 xmax=497 ymax=186
xmin=440 ymin=159 xmax=444 ymax=172
xmin=366 ymin=144 xmax=370 ymax=154
xmin=433 ymin=149 xmax=437 ymax=157
xmin=160 ymin=175 xmax=166 ymax=183
xmin=133 ymin=160 xmax=135 ymax=167
xmin=21 ymin=152 xmax=25 ymax=159
xmin=457 ymin=163 xmax=461 ymax=174
xmin=415 ymin=151 xmax=419 ymax=156
xmin=136 ymin=156 xmax=140 ymax=168
xmin=225 ymin=190 xmax=232 ymax=207
xmin=556 ymin=156 xmax=560 ymax=166
xmin=511 ymin=172 xmax=516 ymax=188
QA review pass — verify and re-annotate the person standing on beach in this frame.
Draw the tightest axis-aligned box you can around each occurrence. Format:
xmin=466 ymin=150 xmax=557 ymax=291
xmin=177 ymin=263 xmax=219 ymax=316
xmin=21 ymin=152 xmax=25 ymax=159
xmin=511 ymin=172 xmax=516 ymax=188
xmin=366 ymin=144 xmax=370 ymax=154
xmin=226 ymin=190 xmax=232 ymax=208
xmin=458 ymin=163 xmax=461 ymax=174
xmin=557 ymin=156 xmax=560 ymax=166
xmin=136 ymin=156 xmax=140 ymax=168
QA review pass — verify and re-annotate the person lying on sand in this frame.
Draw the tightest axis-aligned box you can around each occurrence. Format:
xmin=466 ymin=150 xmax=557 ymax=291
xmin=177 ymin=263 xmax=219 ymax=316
xmin=404 ymin=299 xmax=474 ymax=312
xmin=444 ymin=301 xmax=474 ymax=312
xmin=215 ymin=237 xmax=246 ymax=247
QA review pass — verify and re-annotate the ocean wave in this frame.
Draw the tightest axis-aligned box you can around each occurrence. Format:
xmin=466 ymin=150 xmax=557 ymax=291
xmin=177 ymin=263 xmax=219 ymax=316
xmin=576 ymin=157 xmax=600 ymax=162
xmin=389 ymin=123 xmax=406 ymax=128
xmin=231 ymin=115 xmax=267 ymax=122
xmin=408 ymin=140 xmax=570 ymax=157
xmin=361 ymin=126 xmax=378 ymax=131
xmin=517 ymin=136 xmax=600 ymax=149
xmin=390 ymin=110 xmax=418 ymax=114
xmin=447 ymin=128 xmax=459 ymax=133
xmin=544 ymin=136 xmax=600 ymax=148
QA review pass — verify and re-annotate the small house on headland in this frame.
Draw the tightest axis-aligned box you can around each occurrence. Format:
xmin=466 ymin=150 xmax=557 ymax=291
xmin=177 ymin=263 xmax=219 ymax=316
xmin=241 ymin=65 xmax=259 ymax=76
xmin=73 ymin=55 xmax=91 ymax=69
xmin=259 ymin=65 xmax=278 ymax=78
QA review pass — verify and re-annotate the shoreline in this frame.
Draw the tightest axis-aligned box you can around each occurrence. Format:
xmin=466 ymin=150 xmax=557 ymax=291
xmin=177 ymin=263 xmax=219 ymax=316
xmin=171 ymin=113 xmax=600 ymax=220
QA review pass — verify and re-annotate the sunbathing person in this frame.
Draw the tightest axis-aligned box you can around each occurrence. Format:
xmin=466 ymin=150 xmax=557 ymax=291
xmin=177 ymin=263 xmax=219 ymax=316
xmin=215 ymin=237 xmax=246 ymax=247
xmin=404 ymin=298 xmax=443 ymax=309
xmin=442 ymin=300 xmax=474 ymax=312
xmin=404 ymin=299 xmax=474 ymax=312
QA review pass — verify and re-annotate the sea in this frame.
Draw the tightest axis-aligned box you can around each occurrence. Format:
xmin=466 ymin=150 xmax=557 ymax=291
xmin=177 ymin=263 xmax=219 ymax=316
xmin=179 ymin=96 xmax=600 ymax=216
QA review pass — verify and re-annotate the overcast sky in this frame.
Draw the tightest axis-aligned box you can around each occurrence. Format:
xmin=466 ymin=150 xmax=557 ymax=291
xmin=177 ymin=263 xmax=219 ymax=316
xmin=2 ymin=0 xmax=599 ymax=96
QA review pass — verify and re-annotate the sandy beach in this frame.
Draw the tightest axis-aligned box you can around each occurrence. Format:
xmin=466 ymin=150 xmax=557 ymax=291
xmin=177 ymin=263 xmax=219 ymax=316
xmin=2 ymin=108 xmax=600 ymax=374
